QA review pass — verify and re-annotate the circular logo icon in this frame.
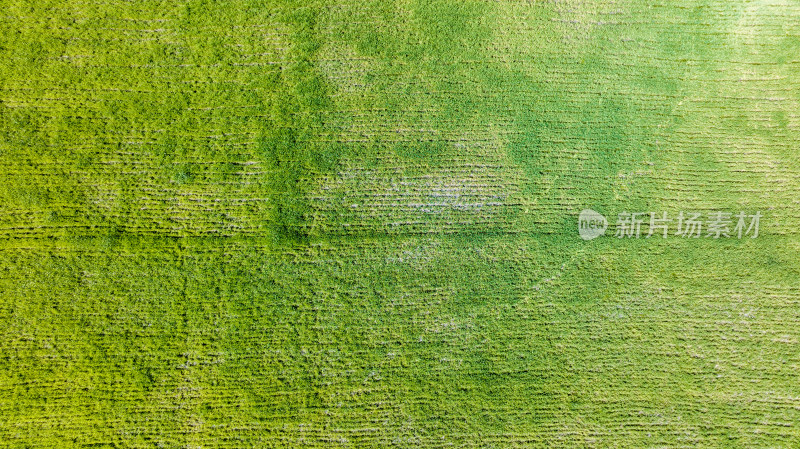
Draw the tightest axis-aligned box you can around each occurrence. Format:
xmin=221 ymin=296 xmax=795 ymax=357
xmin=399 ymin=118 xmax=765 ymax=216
xmin=578 ymin=209 xmax=607 ymax=240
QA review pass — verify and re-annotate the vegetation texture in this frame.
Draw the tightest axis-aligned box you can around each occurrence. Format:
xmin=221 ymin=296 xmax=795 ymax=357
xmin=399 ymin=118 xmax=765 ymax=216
xmin=2 ymin=0 xmax=800 ymax=447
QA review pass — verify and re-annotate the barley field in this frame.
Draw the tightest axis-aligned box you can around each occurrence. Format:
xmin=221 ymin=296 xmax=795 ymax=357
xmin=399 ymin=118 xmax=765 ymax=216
xmin=2 ymin=0 xmax=800 ymax=447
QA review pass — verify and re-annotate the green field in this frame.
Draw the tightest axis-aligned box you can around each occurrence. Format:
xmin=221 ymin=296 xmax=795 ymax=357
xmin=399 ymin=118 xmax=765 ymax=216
xmin=2 ymin=0 xmax=800 ymax=447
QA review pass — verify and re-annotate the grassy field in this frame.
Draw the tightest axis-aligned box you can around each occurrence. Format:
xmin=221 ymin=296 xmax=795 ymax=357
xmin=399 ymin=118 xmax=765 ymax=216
xmin=2 ymin=0 xmax=800 ymax=447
